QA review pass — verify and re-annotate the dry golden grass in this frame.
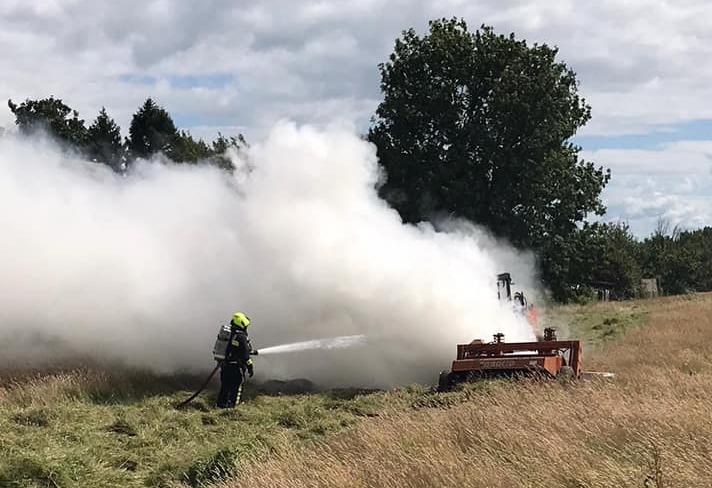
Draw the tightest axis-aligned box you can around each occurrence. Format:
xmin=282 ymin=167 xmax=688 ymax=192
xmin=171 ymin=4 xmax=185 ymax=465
xmin=225 ymin=293 xmax=712 ymax=488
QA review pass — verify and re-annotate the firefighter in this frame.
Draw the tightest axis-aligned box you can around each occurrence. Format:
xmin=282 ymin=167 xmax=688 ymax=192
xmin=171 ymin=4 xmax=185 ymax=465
xmin=216 ymin=312 xmax=254 ymax=408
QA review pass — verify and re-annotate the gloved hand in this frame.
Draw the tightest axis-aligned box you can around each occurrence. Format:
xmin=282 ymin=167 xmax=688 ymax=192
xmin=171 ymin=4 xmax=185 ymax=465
xmin=246 ymin=363 xmax=254 ymax=377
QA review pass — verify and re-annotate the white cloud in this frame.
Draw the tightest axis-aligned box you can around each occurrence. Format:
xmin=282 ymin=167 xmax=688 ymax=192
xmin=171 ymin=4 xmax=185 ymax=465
xmin=2 ymin=1 xmax=712 ymax=240
xmin=2 ymin=0 xmax=712 ymax=140
xmin=582 ymin=141 xmax=712 ymax=175
xmin=596 ymin=151 xmax=712 ymax=237
xmin=606 ymin=192 xmax=712 ymax=238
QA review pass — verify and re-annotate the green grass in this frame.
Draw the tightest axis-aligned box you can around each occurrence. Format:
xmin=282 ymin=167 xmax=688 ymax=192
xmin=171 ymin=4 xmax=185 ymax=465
xmin=544 ymin=298 xmax=650 ymax=347
xmin=0 ymin=297 xmax=655 ymax=488
xmin=0 ymin=369 xmax=430 ymax=488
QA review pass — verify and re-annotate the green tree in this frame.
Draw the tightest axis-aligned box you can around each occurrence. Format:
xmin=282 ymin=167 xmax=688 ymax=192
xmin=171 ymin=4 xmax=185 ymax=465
xmin=638 ymin=221 xmax=712 ymax=296
xmin=167 ymin=130 xmax=213 ymax=163
xmin=588 ymin=222 xmax=642 ymax=300
xmin=210 ymin=132 xmax=248 ymax=171
xmin=682 ymin=227 xmax=712 ymax=291
xmin=127 ymin=98 xmax=178 ymax=159
xmin=8 ymin=97 xmax=89 ymax=149
xmin=538 ymin=222 xmax=639 ymax=303
xmin=368 ymin=19 xmax=610 ymax=294
xmin=165 ymin=131 xmax=249 ymax=170
xmin=87 ymin=107 xmax=124 ymax=171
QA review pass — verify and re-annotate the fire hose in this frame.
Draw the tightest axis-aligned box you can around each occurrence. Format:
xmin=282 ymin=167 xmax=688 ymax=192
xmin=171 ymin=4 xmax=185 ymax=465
xmin=175 ymin=350 xmax=259 ymax=409
xmin=175 ymin=363 xmax=220 ymax=409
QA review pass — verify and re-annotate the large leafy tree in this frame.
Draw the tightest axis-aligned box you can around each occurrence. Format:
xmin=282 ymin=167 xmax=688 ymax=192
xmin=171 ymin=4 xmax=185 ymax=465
xmin=127 ymin=98 xmax=178 ymax=159
xmin=368 ymin=19 xmax=611 ymax=253
xmin=8 ymin=97 xmax=89 ymax=149
xmin=87 ymin=107 xmax=124 ymax=171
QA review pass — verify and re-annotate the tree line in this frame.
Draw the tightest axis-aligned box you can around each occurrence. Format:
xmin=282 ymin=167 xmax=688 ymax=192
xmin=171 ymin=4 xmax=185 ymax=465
xmin=6 ymin=97 xmax=246 ymax=172
xmin=4 ymin=17 xmax=711 ymax=303
xmin=545 ymin=220 xmax=712 ymax=303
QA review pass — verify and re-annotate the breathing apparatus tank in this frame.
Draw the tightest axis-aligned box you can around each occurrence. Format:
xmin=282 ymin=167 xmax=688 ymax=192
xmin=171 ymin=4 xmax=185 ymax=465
xmin=212 ymin=324 xmax=233 ymax=361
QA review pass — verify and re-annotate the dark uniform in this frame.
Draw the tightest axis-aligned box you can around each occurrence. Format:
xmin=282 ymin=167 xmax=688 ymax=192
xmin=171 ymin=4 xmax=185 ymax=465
xmin=217 ymin=313 xmax=254 ymax=408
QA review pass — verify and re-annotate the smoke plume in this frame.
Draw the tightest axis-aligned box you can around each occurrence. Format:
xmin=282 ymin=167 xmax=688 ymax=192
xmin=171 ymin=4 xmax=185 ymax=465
xmin=0 ymin=121 xmax=540 ymax=388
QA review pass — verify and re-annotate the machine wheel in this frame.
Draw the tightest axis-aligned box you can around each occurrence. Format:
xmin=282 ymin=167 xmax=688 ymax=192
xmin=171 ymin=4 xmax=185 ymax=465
xmin=438 ymin=371 xmax=455 ymax=392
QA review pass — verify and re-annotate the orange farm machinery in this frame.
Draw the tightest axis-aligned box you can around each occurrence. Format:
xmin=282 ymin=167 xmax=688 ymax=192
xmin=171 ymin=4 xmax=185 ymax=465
xmin=438 ymin=327 xmax=582 ymax=391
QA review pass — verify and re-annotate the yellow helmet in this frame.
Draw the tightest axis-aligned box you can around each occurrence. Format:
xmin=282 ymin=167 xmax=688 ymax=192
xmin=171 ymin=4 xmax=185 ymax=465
xmin=231 ymin=311 xmax=250 ymax=329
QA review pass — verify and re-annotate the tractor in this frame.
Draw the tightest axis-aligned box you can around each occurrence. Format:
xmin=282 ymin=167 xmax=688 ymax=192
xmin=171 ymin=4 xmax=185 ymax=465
xmin=437 ymin=272 xmax=581 ymax=391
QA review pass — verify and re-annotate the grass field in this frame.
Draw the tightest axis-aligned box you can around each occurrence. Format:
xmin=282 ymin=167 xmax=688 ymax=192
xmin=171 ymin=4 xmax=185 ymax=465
xmin=1 ymin=293 xmax=711 ymax=488
xmin=225 ymin=293 xmax=712 ymax=488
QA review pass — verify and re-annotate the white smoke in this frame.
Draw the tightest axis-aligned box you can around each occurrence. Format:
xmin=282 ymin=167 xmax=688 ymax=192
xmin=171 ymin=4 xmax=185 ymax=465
xmin=0 ymin=121 xmax=539 ymax=388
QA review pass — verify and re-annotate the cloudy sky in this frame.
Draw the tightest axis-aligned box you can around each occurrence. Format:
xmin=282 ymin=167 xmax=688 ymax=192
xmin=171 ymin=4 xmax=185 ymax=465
xmin=1 ymin=0 xmax=711 ymax=238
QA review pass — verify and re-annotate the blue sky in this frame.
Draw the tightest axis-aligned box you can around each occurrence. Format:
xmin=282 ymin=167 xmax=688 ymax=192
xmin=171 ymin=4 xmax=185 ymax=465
xmin=574 ymin=119 xmax=712 ymax=151
xmin=1 ymin=0 xmax=711 ymax=239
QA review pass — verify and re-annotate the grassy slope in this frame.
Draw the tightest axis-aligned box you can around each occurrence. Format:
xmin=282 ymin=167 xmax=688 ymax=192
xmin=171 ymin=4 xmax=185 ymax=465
xmin=0 ymin=369 xmax=398 ymax=488
xmin=543 ymin=297 xmax=650 ymax=346
xmin=1 ymin=293 xmax=710 ymax=487
xmin=224 ymin=292 xmax=712 ymax=488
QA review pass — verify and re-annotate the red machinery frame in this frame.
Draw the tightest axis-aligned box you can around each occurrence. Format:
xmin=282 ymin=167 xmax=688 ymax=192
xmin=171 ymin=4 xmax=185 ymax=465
xmin=441 ymin=328 xmax=582 ymax=389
